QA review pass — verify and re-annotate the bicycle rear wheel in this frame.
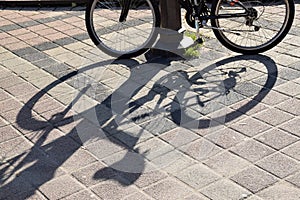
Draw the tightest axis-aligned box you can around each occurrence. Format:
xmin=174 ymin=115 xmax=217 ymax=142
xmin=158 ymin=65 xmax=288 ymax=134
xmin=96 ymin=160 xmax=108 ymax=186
xmin=86 ymin=0 xmax=160 ymax=58
xmin=211 ymin=0 xmax=294 ymax=54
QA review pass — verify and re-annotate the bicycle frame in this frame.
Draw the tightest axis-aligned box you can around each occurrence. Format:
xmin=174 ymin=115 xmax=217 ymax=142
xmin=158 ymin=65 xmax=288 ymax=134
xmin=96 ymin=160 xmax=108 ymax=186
xmin=180 ymin=0 xmax=250 ymax=20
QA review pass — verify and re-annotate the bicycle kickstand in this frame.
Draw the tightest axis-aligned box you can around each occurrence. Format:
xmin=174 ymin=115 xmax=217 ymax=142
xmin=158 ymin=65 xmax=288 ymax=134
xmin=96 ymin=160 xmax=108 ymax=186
xmin=194 ymin=17 xmax=204 ymax=44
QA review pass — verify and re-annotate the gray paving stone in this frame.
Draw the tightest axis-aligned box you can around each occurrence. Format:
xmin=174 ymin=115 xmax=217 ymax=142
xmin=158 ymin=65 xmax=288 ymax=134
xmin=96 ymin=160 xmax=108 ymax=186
xmin=229 ymin=98 xmax=268 ymax=116
xmin=253 ymin=108 xmax=294 ymax=126
xmin=5 ymin=82 xmax=39 ymax=98
xmin=257 ymin=153 xmax=300 ymax=178
xmin=279 ymin=117 xmax=300 ymax=137
xmin=91 ymin=180 xmax=139 ymax=200
xmin=72 ymin=33 xmax=90 ymax=41
xmin=288 ymin=60 xmax=300 ymax=71
xmin=23 ymin=191 xmax=48 ymax=200
xmin=34 ymin=42 xmax=59 ymax=51
xmin=230 ymin=139 xmax=275 ymax=163
xmin=54 ymin=37 xmax=77 ymax=46
xmin=286 ymin=172 xmax=300 ymax=188
xmin=278 ymin=67 xmax=300 ymax=81
xmin=204 ymin=151 xmax=250 ymax=177
xmin=59 ymin=148 xmax=97 ymax=172
xmin=139 ymin=116 xmax=178 ymax=136
xmin=257 ymin=182 xmax=300 ymax=200
xmin=39 ymin=175 xmax=83 ymax=200
xmin=13 ymin=47 xmax=40 ymax=56
xmin=275 ymin=81 xmax=300 ymax=97
xmin=12 ymin=149 xmax=66 ymax=187
xmin=36 ymin=17 xmax=57 ymax=24
xmin=0 ymin=136 xmax=32 ymax=159
xmin=200 ymin=179 xmax=252 ymax=200
xmin=205 ymin=127 xmax=246 ymax=149
xmin=135 ymin=138 xmax=174 ymax=160
xmin=159 ymin=127 xmax=199 ymax=148
xmin=61 ymin=190 xmax=100 ymax=200
xmin=143 ymin=178 xmax=193 ymax=200
xmin=43 ymin=63 xmax=74 ymax=78
xmin=0 ymin=125 xmax=20 ymax=143
xmin=253 ymin=90 xmax=289 ymax=106
xmin=22 ymin=52 xmax=49 ymax=62
xmin=0 ymin=173 xmax=36 ymax=200
xmin=276 ymin=98 xmax=300 ymax=116
xmin=0 ymin=24 xmax=22 ymax=31
xmin=19 ymin=20 xmax=40 ymax=28
xmin=179 ymin=138 xmax=222 ymax=161
xmin=175 ymin=164 xmax=221 ymax=189
xmin=184 ymin=194 xmax=210 ymax=200
xmin=122 ymin=192 xmax=152 ymax=200
xmin=229 ymin=116 xmax=272 ymax=137
xmin=84 ymin=137 xmax=125 ymax=160
xmin=255 ymin=128 xmax=299 ymax=150
xmin=231 ymin=166 xmax=278 ymax=193
xmin=150 ymin=150 xmax=198 ymax=174
xmin=0 ymin=74 xmax=25 ymax=88
xmin=235 ymin=81 xmax=262 ymax=97
xmin=282 ymin=141 xmax=300 ymax=161
xmin=0 ymin=117 xmax=7 ymax=127
xmin=244 ymin=195 xmax=264 ymax=200
xmin=72 ymin=162 xmax=117 ymax=187
xmin=112 ymin=125 xmax=154 ymax=147
xmin=129 ymin=170 xmax=168 ymax=188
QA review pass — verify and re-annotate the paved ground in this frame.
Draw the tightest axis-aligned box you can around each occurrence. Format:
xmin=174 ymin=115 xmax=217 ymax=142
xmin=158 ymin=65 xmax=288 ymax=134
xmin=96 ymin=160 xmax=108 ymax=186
xmin=0 ymin=2 xmax=300 ymax=200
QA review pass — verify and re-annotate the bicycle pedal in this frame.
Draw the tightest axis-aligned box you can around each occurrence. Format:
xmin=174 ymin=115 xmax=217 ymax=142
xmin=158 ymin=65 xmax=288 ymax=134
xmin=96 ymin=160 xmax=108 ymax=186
xmin=196 ymin=38 xmax=203 ymax=44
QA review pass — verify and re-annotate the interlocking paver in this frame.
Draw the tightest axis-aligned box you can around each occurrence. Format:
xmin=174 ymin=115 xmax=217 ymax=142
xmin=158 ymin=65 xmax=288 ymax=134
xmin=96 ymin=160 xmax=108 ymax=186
xmin=184 ymin=194 xmax=210 ymax=200
xmin=256 ymin=128 xmax=298 ymax=150
xmin=200 ymin=179 xmax=251 ymax=200
xmin=39 ymin=175 xmax=83 ymax=200
xmin=230 ymin=139 xmax=275 ymax=163
xmin=257 ymin=182 xmax=300 ymax=200
xmin=91 ymin=179 xmax=139 ymax=200
xmin=205 ymin=127 xmax=246 ymax=148
xmin=72 ymin=161 xmax=117 ymax=187
xmin=287 ymin=172 xmax=300 ymax=188
xmin=282 ymin=141 xmax=300 ymax=161
xmin=204 ymin=151 xmax=250 ymax=177
xmin=150 ymin=150 xmax=198 ymax=174
xmin=229 ymin=116 xmax=272 ymax=137
xmin=159 ymin=127 xmax=199 ymax=147
xmin=179 ymin=138 xmax=222 ymax=161
xmin=275 ymin=81 xmax=300 ymax=96
xmin=0 ymin=125 xmax=20 ymax=143
xmin=122 ymin=192 xmax=152 ymax=200
xmin=61 ymin=190 xmax=100 ymax=200
xmin=279 ymin=117 xmax=300 ymax=137
xmin=256 ymin=153 xmax=300 ymax=178
xmin=143 ymin=178 xmax=193 ymax=200
xmin=175 ymin=164 xmax=221 ymax=190
xmin=253 ymin=107 xmax=294 ymax=126
xmin=231 ymin=166 xmax=278 ymax=193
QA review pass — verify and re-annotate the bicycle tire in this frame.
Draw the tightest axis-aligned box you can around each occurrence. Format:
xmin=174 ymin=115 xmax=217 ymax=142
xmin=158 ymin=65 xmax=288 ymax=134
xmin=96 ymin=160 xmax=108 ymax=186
xmin=85 ymin=0 xmax=160 ymax=58
xmin=210 ymin=0 xmax=295 ymax=54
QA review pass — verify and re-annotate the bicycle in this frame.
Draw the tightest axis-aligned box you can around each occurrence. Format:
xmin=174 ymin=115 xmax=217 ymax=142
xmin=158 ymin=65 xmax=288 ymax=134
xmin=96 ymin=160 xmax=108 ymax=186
xmin=85 ymin=0 xmax=295 ymax=58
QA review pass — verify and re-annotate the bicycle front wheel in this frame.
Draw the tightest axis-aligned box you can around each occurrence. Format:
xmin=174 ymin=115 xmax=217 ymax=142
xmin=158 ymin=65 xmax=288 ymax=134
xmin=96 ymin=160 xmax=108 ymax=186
xmin=211 ymin=0 xmax=295 ymax=54
xmin=86 ymin=0 xmax=160 ymax=58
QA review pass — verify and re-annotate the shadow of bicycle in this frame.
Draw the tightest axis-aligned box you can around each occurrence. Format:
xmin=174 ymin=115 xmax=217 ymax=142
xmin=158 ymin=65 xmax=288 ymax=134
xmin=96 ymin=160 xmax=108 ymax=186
xmin=0 ymin=54 xmax=277 ymax=199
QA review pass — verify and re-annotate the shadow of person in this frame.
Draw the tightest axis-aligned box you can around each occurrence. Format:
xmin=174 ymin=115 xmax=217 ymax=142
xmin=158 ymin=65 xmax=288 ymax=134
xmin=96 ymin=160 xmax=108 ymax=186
xmin=0 ymin=54 xmax=278 ymax=199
